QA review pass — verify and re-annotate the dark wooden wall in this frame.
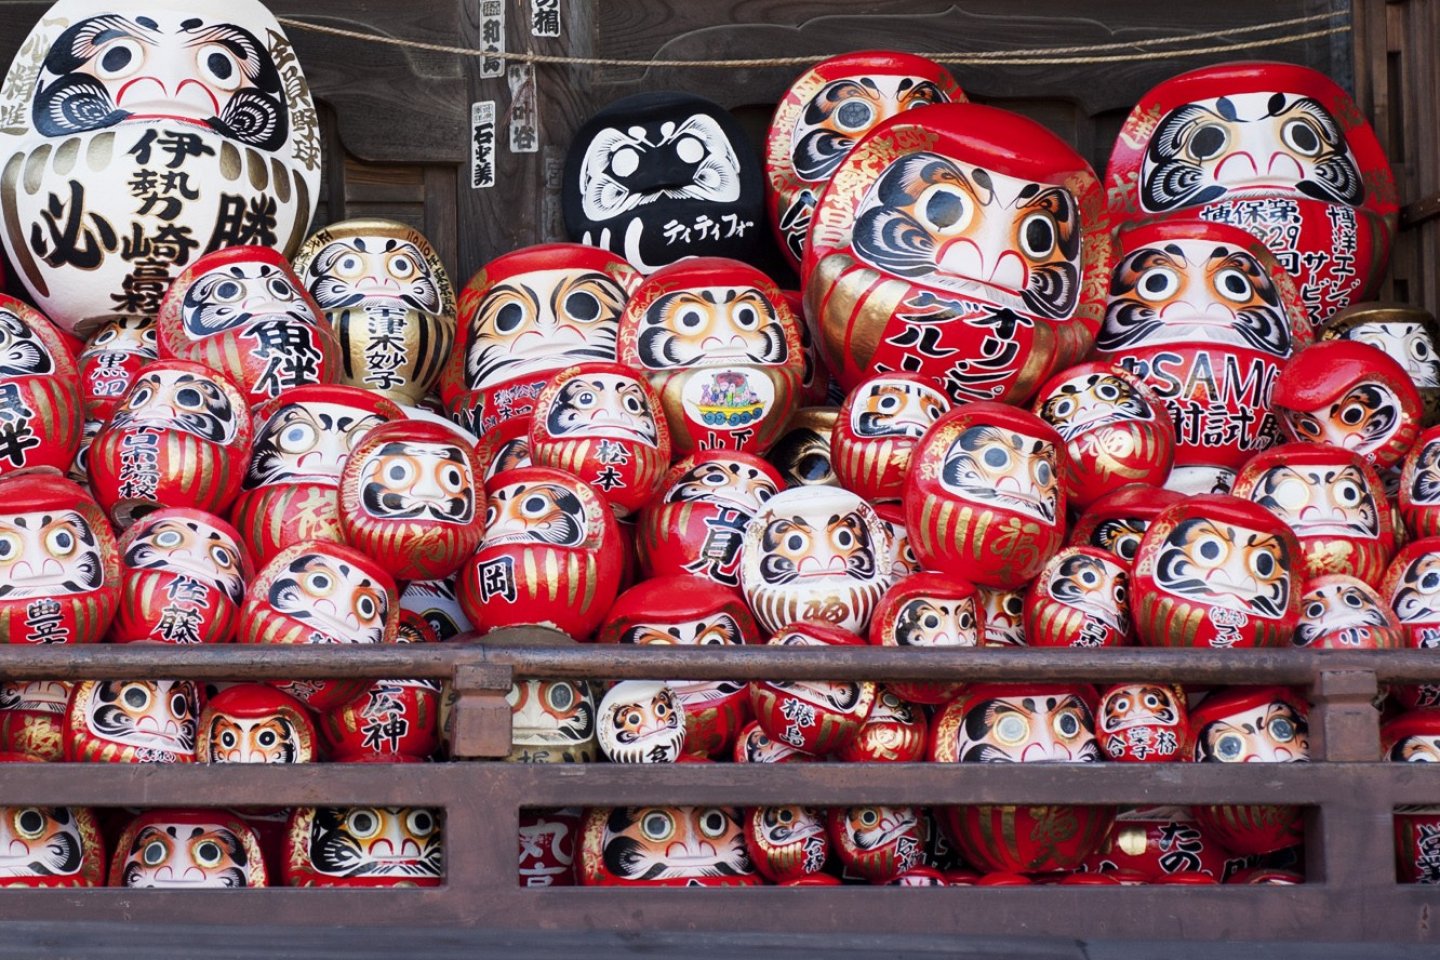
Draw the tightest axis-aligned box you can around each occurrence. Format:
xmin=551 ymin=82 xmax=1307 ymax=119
xmin=6 ymin=0 xmax=1431 ymax=314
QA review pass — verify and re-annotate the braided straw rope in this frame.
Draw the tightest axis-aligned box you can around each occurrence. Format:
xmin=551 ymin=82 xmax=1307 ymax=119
xmin=276 ymin=11 xmax=1348 ymax=68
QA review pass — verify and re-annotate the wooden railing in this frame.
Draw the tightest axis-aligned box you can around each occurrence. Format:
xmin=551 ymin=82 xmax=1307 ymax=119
xmin=0 ymin=637 xmax=1436 ymax=943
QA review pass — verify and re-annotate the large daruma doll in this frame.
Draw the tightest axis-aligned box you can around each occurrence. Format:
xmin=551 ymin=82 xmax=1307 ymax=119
xmin=764 ymin=51 xmax=964 ymax=271
xmin=617 ymin=257 xmax=805 ymax=457
xmin=803 ymin=102 xmax=1113 ymax=401
xmin=905 ymin=401 xmax=1067 ymax=590
xmin=1105 ymin=61 xmax=1397 ymax=329
xmin=0 ymin=0 xmax=322 ymax=337
xmin=1131 ymin=494 xmax=1302 ymax=648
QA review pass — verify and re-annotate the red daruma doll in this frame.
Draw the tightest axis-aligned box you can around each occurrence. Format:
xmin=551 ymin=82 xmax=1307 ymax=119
xmin=238 ymin=540 xmax=400 ymax=711
xmin=831 ymin=372 xmax=951 ymax=503
xmin=803 ymin=102 xmax=1114 ymax=398
xmin=617 ymin=257 xmax=805 ymax=457
xmin=230 ymin=385 xmax=404 ymax=569
xmin=905 ymin=401 xmax=1067 ymax=590
xmin=338 ymin=419 xmax=487 ymax=581
xmin=0 ymin=474 xmax=120 ymax=644
xmin=528 ymin=361 xmax=671 ymax=518
xmin=0 ymin=294 xmax=83 ymax=479
xmin=156 ymin=245 xmax=341 ymax=407
xmin=459 ymin=467 xmax=622 ymax=640
xmin=112 ymin=509 xmax=252 ymax=645
xmin=88 ymin=360 xmax=252 ymax=529
xmin=1131 ymin=494 xmax=1302 ymax=648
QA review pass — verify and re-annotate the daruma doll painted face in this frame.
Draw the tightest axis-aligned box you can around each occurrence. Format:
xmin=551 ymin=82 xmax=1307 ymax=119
xmin=1293 ymin=574 xmax=1401 ymax=649
xmin=578 ymin=805 xmax=759 ymax=887
xmin=1131 ymin=494 xmax=1302 ymax=648
xmin=617 ymin=257 xmax=805 ymax=457
xmin=155 ymin=245 xmax=340 ymax=406
xmin=765 ymin=51 xmax=963 ymax=272
xmin=1322 ymin=302 xmax=1440 ymax=428
xmin=0 ymin=295 xmax=84 ymax=480
xmin=1069 ymin=483 xmax=1185 ymax=569
xmin=338 ymin=419 xmax=486 ymax=581
xmin=284 ymin=806 xmax=443 ymax=887
xmin=831 ymin=372 xmax=951 ymax=503
xmin=230 ymin=384 xmax=403 ymax=568
xmin=867 ymin=572 xmax=981 ymax=705
xmin=292 ymin=218 xmax=457 ymax=406
xmin=904 ymin=401 xmax=1067 ymax=590
xmin=458 ymin=466 xmax=622 ymax=640
xmin=740 ymin=486 xmax=892 ymax=635
xmin=88 ymin=359 xmax=251 ymax=529
xmin=528 ymin=361 xmax=671 ymax=518
xmin=0 ymin=473 xmax=119 ymax=644
xmin=197 ymin=684 xmax=317 ymax=763
xmin=1093 ymin=219 xmax=1311 ymax=495
xmin=1105 ymin=61 xmax=1397 ymax=329
xmin=441 ymin=243 xmax=640 ymax=439
xmin=1232 ymin=442 xmax=1394 ymax=587
xmin=803 ymin=102 xmax=1113 ymax=401
xmin=0 ymin=0 xmax=323 ymax=336
xmin=110 ymin=808 xmax=267 ymax=888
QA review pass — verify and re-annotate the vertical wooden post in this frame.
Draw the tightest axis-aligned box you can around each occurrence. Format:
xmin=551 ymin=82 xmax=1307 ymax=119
xmin=448 ymin=661 xmax=515 ymax=759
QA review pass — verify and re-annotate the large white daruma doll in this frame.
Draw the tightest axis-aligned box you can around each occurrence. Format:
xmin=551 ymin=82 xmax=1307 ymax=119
xmin=0 ymin=0 xmax=321 ymax=336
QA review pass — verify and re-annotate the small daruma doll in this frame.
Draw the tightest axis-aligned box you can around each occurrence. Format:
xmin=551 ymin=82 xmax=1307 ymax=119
xmin=579 ymin=806 xmax=759 ymax=887
xmin=0 ymin=474 xmax=120 ymax=644
xmin=1093 ymin=219 xmax=1311 ymax=495
xmin=441 ymin=243 xmax=640 ymax=438
xmin=1105 ymin=61 xmax=1397 ymax=328
xmin=238 ymin=540 xmax=400 ymax=711
xmin=1400 ymin=425 xmax=1440 ymax=539
xmin=1323 ymin=302 xmax=1440 ymax=428
xmin=230 ymin=384 xmax=404 ymax=568
xmin=528 ymin=361 xmax=671 ymax=517
xmin=78 ymin=317 xmax=157 ymax=423
xmin=740 ymin=486 xmax=892 ymax=635
xmin=1293 ymin=574 xmax=1402 ymax=648
xmin=1032 ymin=362 xmax=1174 ymax=509
xmin=1232 ymin=442 xmax=1394 ymax=586
xmin=617 ymin=257 xmax=806 ymax=456
xmin=750 ymin=621 xmax=874 ymax=756
xmin=867 ymin=572 xmax=982 ymax=704
xmin=765 ymin=51 xmax=963 ymax=271
xmin=458 ymin=467 xmax=622 ymax=640
xmin=826 ymin=806 xmax=928 ymax=883
xmin=197 ymin=684 xmax=318 ymax=764
xmin=110 ymin=809 xmax=267 ymax=888
xmin=64 ymin=679 xmax=200 ymax=763
xmin=1096 ymin=683 xmax=1188 ymax=762
xmin=1190 ymin=686 xmax=1309 ymax=855
xmin=905 ymin=401 xmax=1067 ymax=590
xmin=156 ymin=246 xmax=340 ymax=407
xmin=284 ymin=807 xmax=443 ymax=887
xmin=1025 ymin=546 xmax=1132 ymax=648
xmin=1070 ymin=484 xmax=1186 ymax=569
xmin=1131 ymin=494 xmax=1302 ymax=648
xmin=292 ymin=218 xmax=457 ymax=405
xmin=596 ymin=681 xmax=686 ymax=764
xmin=0 ymin=789 xmax=105 ymax=888
xmin=338 ymin=419 xmax=486 ymax=581
xmin=111 ymin=509 xmax=251 ymax=645
xmin=0 ymin=294 xmax=83 ymax=479
xmin=831 ymin=373 xmax=951 ymax=503
xmin=803 ymin=102 xmax=1113 ymax=398
xmin=1273 ymin=340 xmax=1421 ymax=471
xmin=635 ymin=451 xmax=783 ymax=590
xmin=1383 ymin=710 xmax=1440 ymax=763
xmin=745 ymin=805 xmax=830 ymax=883
xmin=0 ymin=680 xmax=72 ymax=760
xmin=930 ymin=683 xmax=1115 ymax=873
xmin=88 ymin=360 xmax=252 ymax=528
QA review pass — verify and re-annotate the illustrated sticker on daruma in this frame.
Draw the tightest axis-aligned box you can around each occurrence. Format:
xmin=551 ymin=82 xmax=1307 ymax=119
xmin=618 ymin=257 xmax=805 ymax=457
xmin=1131 ymin=494 xmax=1302 ymax=648
xmin=803 ymin=102 xmax=1113 ymax=401
xmin=905 ymin=401 xmax=1067 ymax=590
xmin=740 ymin=486 xmax=892 ymax=635
xmin=1105 ymin=61 xmax=1397 ymax=328
xmin=1094 ymin=219 xmax=1312 ymax=494
xmin=292 ymin=218 xmax=457 ymax=406
xmin=764 ymin=51 xmax=964 ymax=271
xmin=0 ymin=0 xmax=323 ymax=336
